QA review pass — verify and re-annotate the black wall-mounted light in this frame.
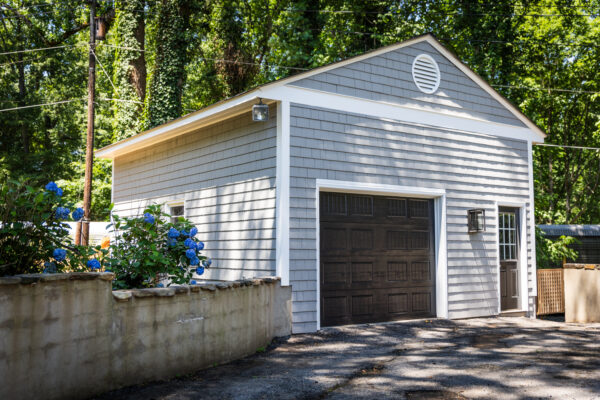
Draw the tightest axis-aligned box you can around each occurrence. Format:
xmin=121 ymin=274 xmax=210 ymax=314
xmin=468 ymin=209 xmax=485 ymax=233
xmin=252 ymin=99 xmax=269 ymax=122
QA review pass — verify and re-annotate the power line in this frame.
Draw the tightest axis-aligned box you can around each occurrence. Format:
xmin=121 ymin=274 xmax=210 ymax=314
xmin=101 ymin=44 xmax=598 ymax=95
xmin=0 ymin=99 xmax=79 ymax=112
xmin=91 ymin=48 xmax=119 ymax=95
xmin=0 ymin=44 xmax=75 ymax=56
xmin=492 ymin=84 xmax=600 ymax=95
xmin=534 ymin=143 xmax=600 ymax=151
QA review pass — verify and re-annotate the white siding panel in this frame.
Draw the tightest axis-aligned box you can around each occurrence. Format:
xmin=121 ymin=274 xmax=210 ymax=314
xmin=112 ymin=107 xmax=278 ymax=280
xmin=289 ymin=104 xmax=534 ymax=329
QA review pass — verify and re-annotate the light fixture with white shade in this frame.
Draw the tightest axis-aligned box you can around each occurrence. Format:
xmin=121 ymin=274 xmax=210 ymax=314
xmin=252 ymin=99 xmax=269 ymax=122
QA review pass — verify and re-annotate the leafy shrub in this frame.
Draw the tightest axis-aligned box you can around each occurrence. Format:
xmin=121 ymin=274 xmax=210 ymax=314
xmin=536 ymin=227 xmax=578 ymax=268
xmin=0 ymin=180 xmax=101 ymax=276
xmin=106 ymin=204 xmax=211 ymax=289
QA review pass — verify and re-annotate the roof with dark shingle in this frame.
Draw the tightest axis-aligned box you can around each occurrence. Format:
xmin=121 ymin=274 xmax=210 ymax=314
xmin=538 ymin=225 xmax=600 ymax=237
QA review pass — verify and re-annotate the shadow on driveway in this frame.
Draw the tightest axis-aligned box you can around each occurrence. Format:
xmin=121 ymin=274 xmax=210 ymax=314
xmin=91 ymin=317 xmax=600 ymax=400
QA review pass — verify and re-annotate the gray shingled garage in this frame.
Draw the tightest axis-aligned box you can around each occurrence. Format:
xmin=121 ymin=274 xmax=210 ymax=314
xmin=98 ymin=34 xmax=546 ymax=333
xmin=320 ymin=192 xmax=435 ymax=326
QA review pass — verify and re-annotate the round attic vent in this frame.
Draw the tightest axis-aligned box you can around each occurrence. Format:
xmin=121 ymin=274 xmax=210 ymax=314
xmin=412 ymin=54 xmax=441 ymax=94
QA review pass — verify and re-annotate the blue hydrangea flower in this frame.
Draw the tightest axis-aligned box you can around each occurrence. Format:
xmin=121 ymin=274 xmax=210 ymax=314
xmin=53 ymin=248 xmax=66 ymax=262
xmin=87 ymin=259 xmax=101 ymax=270
xmin=168 ymin=228 xmax=180 ymax=239
xmin=190 ymin=256 xmax=200 ymax=266
xmin=190 ymin=280 xmax=197 ymax=285
xmin=143 ymin=213 xmax=155 ymax=224
xmin=157 ymin=283 xmax=164 ymax=288
xmin=167 ymin=238 xmax=177 ymax=246
xmin=185 ymin=249 xmax=196 ymax=259
xmin=184 ymin=238 xmax=195 ymax=249
xmin=43 ymin=261 xmax=56 ymax=274
xmin=180 ymin=229 xmax=189 ymax=237
xmin=202 ymin=258 xmax=212 ymax=268
xmin=55 ymin=207 xmax=70 ymax=220
xmin=72 ymin=208 xmax=84 ymax=221
xmin=189 ymin=227 xmax=198 ymax=237
xmin=196 ymin=266 xmax=205 ymax=275
xmin=196 ymin=241 xmax=205 ymax=251
xmin=45 ymin=182 xmax=63 ymax=197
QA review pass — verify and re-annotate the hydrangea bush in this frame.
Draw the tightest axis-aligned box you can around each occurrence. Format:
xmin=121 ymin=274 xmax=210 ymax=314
xmin=0 ymin=180 xmax=100 ymax=276
xmin=106 ymin=204 xmax=211 ymax=289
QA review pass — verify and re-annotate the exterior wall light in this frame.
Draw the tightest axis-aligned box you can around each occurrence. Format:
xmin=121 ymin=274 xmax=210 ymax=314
xmin=252 ymin=99 xmax=269 ymax=122
xmin=468 ymin=209 xmax=485 ymax=233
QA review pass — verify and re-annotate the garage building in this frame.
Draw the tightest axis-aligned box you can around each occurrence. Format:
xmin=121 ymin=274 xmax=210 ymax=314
xmin=97 ymin=34 xmax=546 ymax=333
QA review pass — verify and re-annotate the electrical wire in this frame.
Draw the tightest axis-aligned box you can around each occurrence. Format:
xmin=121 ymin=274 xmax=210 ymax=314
xmin=0 ymin=44 xmax=75 ymax=56
xmin=91 ymin=47 xmax=119 ymax=95
xmin=0 ymin=98 xmax=80 ymax=112
xmin=534 ymin=143 xmax=600 ymax=151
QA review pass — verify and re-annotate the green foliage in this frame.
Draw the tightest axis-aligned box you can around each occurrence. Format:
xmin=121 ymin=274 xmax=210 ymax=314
xmin=146 ymin=0 xmax=191 ymax=128
xmin=535 ymin=227 xmax=578 ymax=269
xmin=113 ymin=0 xmax=146 ymax=140
xmin=1 ymin=0 xmax=599 ymax=226
xmin=106 ymin=204 xmax=209 ymax=289
xmin=0 ymin=179 xmax=104 ymax=276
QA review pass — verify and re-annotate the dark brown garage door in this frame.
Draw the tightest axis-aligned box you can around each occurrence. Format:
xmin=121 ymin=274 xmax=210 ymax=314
xmin=320 ymin=192 xmax=436 ymax=327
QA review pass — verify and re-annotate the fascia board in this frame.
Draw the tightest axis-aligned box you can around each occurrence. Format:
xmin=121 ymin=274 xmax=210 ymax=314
xmin=267 ymin=85 xmax=543 ymax=143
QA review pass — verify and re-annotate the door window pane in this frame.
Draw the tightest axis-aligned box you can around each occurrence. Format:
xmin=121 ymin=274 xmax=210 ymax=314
xmin=499 ymin=211 xmax=517 ymax=261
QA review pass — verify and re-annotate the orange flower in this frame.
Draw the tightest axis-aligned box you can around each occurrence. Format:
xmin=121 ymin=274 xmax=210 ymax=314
xmin=100 ymin=236 xmax=110 ymax=249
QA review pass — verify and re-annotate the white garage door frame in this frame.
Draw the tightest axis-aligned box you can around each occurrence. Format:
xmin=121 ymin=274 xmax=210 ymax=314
xmin=314 ymin=179 xmax=448 ymax=330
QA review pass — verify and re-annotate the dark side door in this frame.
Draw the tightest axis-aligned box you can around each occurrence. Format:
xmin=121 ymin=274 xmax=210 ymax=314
xmin=499 ymin=207 xmax=519 ymax=311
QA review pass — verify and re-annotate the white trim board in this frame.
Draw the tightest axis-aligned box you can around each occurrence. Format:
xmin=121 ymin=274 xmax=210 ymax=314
xmin=273 ymin=86 xmax=542 ymax=143
xmin=275 ymin=101 xmax=291 ymax=286
xmin=96 ymin=34 xmax=545 ymax=160
xmin=314 ymin=179 xmax=448 ymax=330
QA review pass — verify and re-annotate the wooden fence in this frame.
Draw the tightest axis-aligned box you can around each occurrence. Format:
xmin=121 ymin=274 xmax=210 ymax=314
xmin=537 ymin=268 xmax=564 ymax=315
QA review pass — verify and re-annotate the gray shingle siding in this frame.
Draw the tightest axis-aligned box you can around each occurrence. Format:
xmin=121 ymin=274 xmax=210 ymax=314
xmin=290 ymin=41 xmax=526 ymax=128
xmin=112 ymin=106 xmax=278 ymax=280
xmin=289 ymin=104 xmax=534 ymax=332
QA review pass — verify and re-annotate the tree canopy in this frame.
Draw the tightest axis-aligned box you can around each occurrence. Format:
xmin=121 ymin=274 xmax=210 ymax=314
xmin=0 ymin=0 xmax=598 ymax=223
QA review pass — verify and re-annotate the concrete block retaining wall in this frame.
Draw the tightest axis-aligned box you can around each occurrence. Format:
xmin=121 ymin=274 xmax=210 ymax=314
xmin=564 ymin=264 xmax=600 ymax=323
xmin=0 ymin=273 xmax=292 ymax=400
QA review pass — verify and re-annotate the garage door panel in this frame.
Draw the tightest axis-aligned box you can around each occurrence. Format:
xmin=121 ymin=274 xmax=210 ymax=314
xmin=320 ymin=192 xmax=435 ymax=327
xmin=321 ymin=287 xmax=435 ymax=326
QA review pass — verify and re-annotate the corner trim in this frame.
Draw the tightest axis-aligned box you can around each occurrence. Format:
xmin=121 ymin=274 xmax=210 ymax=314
xmin=276 ymin=101 xmax=291 ymax=286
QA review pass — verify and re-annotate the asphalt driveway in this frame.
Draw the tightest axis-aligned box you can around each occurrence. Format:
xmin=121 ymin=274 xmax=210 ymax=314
xmin=93 ymin=317 xmax=600 ymax=400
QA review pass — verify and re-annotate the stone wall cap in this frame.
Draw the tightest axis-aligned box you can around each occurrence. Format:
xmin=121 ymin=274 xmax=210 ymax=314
xmin=7 ymin=272 xmax=114 ymax=284
xmin=200 ymin=284 xmax=216 ymax=292
xmin=0 ymin=276 xmax=22 ymax=285
xmin=216 ymin=282 xmax=232 ymax=289
xmin=112 ymin=291 xmax=132 ymax=301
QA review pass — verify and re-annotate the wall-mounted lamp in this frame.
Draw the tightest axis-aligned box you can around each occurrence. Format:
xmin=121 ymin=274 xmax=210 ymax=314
xmin=467 ymin=209 xmax=485 ymax=233
xmin=252 ymin=99 xmax=269 ymax=122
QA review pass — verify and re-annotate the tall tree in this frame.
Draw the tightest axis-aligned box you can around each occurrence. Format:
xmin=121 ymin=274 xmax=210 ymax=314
xmin=146 ymin=0 xmax=191 ymax=128
xmin=113 ymin=0 xmax=146 ymax=140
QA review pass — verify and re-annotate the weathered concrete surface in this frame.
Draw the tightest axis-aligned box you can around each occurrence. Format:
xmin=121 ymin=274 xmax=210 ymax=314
xmin=0 ymin=273 xmax=291 ymax=400
xmin=93 ymin=317 xmax=600 ymax=400
xmin=564 ymin=264 xmax=600 ymax=322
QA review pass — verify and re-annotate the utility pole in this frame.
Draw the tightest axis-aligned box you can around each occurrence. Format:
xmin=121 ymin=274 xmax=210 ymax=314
xmin=77 ymin=0 xmax=96 ymax=246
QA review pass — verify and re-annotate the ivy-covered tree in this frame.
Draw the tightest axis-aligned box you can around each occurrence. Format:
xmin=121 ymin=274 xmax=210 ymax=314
xmin=113 ymin=0 xmax=146 ymax=140
xmin=145 ymin=0 xmax=191 ymax=128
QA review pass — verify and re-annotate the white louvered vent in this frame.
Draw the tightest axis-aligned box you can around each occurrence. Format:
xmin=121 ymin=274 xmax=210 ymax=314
xmin=411 ymin=54 xmax=441 ymax=94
